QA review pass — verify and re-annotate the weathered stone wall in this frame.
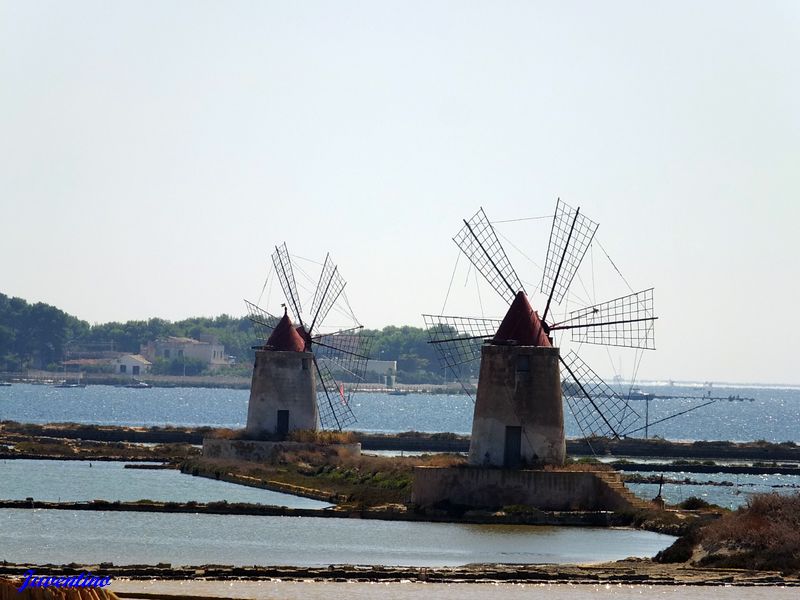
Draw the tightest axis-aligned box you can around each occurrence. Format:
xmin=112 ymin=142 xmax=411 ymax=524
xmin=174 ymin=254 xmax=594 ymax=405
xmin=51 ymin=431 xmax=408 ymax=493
xmin=245 ymin=349 xmax=318 ymax=436
xmin=202 ymin=438 xmax=361 ymax=462
xmin=469 ymin=345 xmax=565 ymax=467
xmin=411 ymin=466 xmax=631 ymax=511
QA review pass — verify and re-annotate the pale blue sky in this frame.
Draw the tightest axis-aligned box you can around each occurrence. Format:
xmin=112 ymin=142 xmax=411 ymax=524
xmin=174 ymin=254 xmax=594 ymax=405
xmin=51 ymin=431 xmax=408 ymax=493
xmin=1 ymin=1 xmax=798 ymax=384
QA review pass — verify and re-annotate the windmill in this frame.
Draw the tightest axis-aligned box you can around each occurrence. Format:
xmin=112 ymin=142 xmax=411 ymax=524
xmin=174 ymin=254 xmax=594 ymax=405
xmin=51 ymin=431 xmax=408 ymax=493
xmin=424 ymin=200 xmax=657 ymax=448
xmin=244 ymin=243 xmax=371 ymax=431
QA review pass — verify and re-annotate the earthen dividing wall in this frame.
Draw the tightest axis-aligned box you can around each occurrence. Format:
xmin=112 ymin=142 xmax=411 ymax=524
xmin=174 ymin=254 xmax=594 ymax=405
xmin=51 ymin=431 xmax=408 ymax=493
xmin=202 ymin=438 xmax=361 ymax=462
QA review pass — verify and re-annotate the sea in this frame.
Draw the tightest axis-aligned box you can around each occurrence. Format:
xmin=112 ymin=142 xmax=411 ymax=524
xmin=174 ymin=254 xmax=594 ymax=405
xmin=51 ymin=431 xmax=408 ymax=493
xmin=1 ymin=382 xmax=798 ymax=443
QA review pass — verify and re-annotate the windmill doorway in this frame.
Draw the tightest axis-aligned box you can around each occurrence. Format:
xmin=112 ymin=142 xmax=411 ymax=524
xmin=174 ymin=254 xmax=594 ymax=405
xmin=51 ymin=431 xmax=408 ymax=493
xmin=277 ymin=410 xmax=290 ymax=436
xmin=504 ymin=426 xmax=522 ymax=468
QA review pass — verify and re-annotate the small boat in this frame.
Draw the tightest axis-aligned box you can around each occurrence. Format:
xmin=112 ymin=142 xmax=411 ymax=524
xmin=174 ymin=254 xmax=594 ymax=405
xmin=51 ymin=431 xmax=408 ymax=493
xmin=0 ymin=382 xmax=11 ymax=387
xmin=627 ymin=388 xmax=654 ymax=401
xmin=54 ymin=380 xmax=86 ymax=388
xmin=387 ymin=390 xmax=409 ymax=396
xmin=124 ymin=380 xmax=151 ymax=389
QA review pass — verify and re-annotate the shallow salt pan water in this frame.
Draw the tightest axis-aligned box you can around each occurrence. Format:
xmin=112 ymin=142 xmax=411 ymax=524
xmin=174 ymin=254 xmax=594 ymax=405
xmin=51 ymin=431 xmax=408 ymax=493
xmin=0 ymin=510 xmax=674 ymax=567
xmin=0 ymin=459 xmax=329 ymax=507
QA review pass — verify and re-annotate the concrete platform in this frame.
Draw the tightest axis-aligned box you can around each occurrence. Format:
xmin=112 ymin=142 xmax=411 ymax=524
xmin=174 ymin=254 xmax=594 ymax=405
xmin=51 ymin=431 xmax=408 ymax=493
xmin=411 ymin=466 xmax=649 ymax=511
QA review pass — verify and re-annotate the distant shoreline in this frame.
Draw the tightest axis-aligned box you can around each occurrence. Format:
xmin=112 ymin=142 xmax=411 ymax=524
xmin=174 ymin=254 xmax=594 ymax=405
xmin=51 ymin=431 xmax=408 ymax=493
xmin=3 ymin=422 xmax=799 ymax=463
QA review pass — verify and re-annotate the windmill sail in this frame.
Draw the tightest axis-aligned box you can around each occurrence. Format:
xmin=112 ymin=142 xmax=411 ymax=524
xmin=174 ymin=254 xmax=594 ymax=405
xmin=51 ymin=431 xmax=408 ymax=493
xmin=453 ymin=208 xmax=525 ymax=305
xmin=540 ymin=199 xmax=599 ymax=321
xmin=314 ymin=356 xmax=357 ymax=430
xmin=244 ymin=300 xmax=280 ymax=344
xmin=423 ymin=314 xmax=501 ymax=398
xmin=313 ymin=326 xmax=372 ymax=385
xmin=550 ymin=288 xmax=657 ymax=350
xmin=424 ymin=314 xmax=500 ymax=368
xmin=560 ymin=351 xmax=639 ymax=439
xmin=272 ymin=243 xmax=304 ymax=325
xmin=308 ymin=253 xmax=346 ymax=335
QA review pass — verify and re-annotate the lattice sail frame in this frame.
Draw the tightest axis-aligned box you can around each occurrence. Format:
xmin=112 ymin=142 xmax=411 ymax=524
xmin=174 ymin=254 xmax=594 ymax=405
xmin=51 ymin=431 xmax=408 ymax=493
xmin=552 ymin=288 xmax=656 ymax=350
xmin=453 ymin=208 xmax=525 ymax=304
xmin=314 ymin=327 xmax=372 ymax=384
xmin=271 ymin=243 xmax=304 ymax=324
xmin=540 ymin=199 xmax=599 ymax=311
xmin=244 ymin=299 xmax=280 ymax=344
xmin=314 ymin=328 xmax=371 ymax=430
xmin=423 ymin=314 xmax=501 ymax=398
xmin=314 ymin=357 xmax=357 ymax=430
xmin=560 ymin=351 xmax=639 ymax=438
xmin=309 ymin=254 xmax=346 ymax=334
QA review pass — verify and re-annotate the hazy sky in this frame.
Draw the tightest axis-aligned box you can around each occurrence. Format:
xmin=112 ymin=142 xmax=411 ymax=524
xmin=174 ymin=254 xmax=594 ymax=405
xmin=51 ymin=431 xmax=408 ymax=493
xmin=1 ymin=1 xmax=798 ymax=385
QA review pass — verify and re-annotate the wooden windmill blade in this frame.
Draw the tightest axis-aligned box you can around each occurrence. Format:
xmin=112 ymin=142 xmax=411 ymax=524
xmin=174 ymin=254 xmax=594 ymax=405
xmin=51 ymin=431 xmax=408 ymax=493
xmin=550 ymin=288 xmax=658 ymax=350
xmin=539 ymin=199 xmax=599 ymax=322
xmin=271 ymin=242 xmax=305 ymax=327
xmin=452 ymin=207 xmax=526 ymax=305
xmin=308 ymin=253 xmax=346 ymax=336
xmin=313 ymin=355 xmax=357 ymax=431
xmin=423 ymin=314 xmax=501 ymax=399
xmin=560 ymin=350 xmax=640 ymax=439
xmin=243 ymin=299 xmax=280 ymax=344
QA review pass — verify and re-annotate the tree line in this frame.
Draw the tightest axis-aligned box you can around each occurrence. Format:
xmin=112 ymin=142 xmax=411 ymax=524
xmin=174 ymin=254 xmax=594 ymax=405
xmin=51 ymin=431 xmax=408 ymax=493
xmin=0 ymin=293 xmax=477 ymax=382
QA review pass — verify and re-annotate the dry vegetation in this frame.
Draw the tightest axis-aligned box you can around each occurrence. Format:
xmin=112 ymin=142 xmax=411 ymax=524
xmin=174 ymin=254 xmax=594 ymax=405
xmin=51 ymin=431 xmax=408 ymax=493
xmin=0 ymin=428 xmax=198 ymax=462
xmin=696 ymin=492 xmax=800 ymax=573
xmin=657 ymin=492 xmax=800 ymax=574
xmin=205 ymin=428 xmax=357 ymax=445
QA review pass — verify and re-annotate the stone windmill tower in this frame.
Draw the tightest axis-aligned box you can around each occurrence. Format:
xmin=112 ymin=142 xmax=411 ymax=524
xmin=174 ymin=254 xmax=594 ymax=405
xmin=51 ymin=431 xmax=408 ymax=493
xmin=425 ymin=201 xmax=658 ymax=468
xmin=470 ymin=291 xmax=564 ymax=467
xmin=244 ymin=243 xmax=371 ymax=436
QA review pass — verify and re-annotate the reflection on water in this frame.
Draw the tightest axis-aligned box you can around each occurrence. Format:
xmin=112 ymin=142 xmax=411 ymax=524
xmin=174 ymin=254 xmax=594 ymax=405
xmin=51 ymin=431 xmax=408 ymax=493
xmin=0 ymin=459 xmax=329 ymax=508
xmin=0 ymin=510 xmax=674 ymax=567
xmin=109 ymin=580 xmax=799 ymax=599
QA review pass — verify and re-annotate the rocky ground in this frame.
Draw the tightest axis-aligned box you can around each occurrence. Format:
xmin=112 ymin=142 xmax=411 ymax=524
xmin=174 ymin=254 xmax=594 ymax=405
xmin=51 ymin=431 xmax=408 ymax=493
xmin=0 ymin=559 xmax=797 ymax=586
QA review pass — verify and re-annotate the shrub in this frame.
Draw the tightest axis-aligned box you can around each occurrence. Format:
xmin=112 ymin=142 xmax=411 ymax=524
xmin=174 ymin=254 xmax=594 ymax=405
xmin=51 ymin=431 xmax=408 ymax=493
xmin=697 ymin=492 xmax=800 ymax=573
xmin=288 ymin=429 xmax=357 ymax=445
xmin=679 ymin=497 xmax=712 ymax=510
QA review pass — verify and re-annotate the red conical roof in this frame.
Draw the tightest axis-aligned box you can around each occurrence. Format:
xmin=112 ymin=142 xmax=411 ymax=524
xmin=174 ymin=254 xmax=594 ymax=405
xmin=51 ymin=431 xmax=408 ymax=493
xmin=493 ymin=291 xmax=551 ymax=347
xmin=295 ymin=324 xmax=312 ymax=350
xmin=266 ymin=308 xmax=306 ymax=352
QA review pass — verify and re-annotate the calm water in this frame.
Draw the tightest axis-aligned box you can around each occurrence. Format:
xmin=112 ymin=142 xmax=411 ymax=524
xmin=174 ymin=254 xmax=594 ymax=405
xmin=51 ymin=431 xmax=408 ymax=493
xmin=109 ymin=581 xmax=800 ymax=600
xmin=626 ymin=469 xmax=800 ymax=510
xmin=0 ymin=459 xmax=328 ymax=508
xmin=0 ymin=509 xmax=675 ymax=567
xmin=1 ymin=383 xmax=798 ymax=442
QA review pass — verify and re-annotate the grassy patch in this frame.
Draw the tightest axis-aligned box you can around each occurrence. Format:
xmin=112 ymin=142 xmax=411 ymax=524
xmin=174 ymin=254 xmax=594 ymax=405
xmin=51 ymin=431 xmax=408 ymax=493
xmin=183 ymin=449 xmax=466 ymax=508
